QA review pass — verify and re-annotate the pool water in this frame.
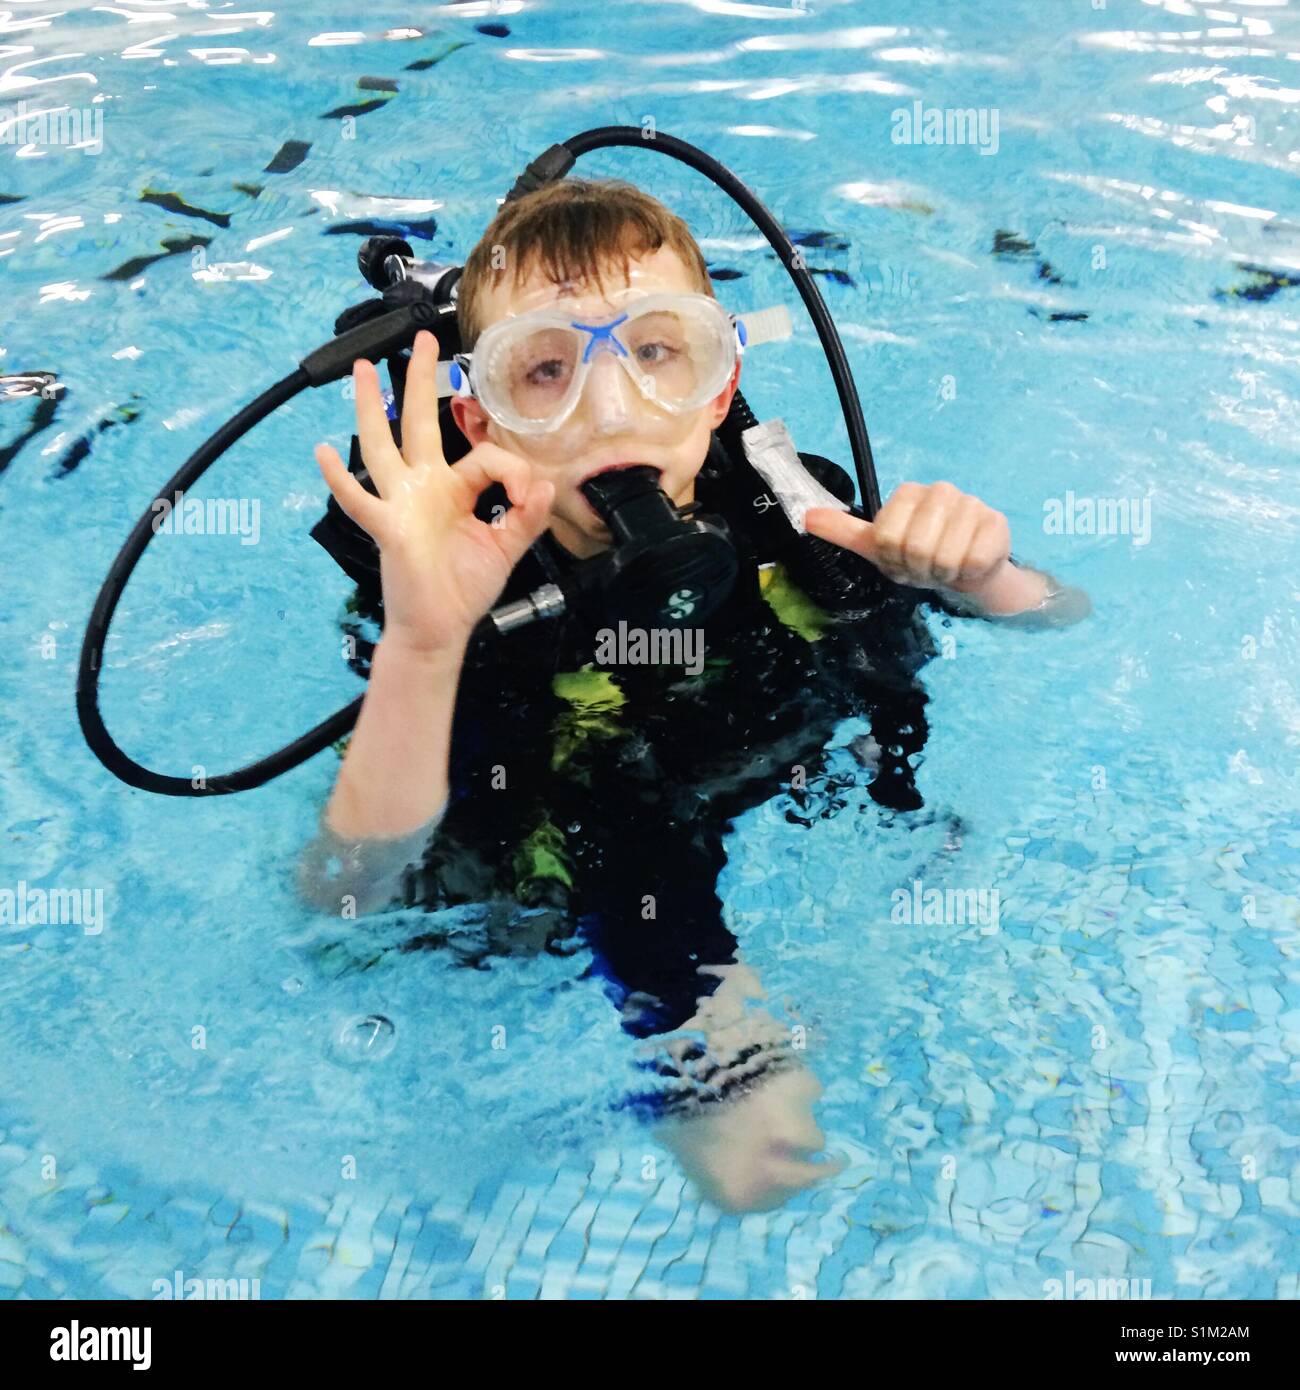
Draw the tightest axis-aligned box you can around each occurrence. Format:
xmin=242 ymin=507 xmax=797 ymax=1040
xmin=2 ymin=0 xmax=1299 ymax=1299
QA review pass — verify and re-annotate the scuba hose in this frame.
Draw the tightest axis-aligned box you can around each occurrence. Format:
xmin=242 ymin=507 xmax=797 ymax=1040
xmin=75 ymin=299 xmax=450 ymax=795
xmin=508 ymin=128 xmax=881 ymax=516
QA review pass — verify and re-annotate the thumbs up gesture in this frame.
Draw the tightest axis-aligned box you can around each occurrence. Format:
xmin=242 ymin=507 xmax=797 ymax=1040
xmin=805 ymin=481 xmax=1048 ymax=615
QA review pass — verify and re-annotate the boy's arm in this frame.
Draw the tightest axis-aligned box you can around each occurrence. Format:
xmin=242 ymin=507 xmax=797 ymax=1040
xmin=805 ymin=479 xmax=1091 ymax=628
xmin=649 ymin=964 xmax=803 ymax=1111
xmin=296 ymin=330 xmax=554 ymax=915
xmin=647 ymin=962 xmax=844 ymax=1213
xmin=924 ymin=555 xmax=1092 ymax=628
xmin=296 ymin=632 xmax=466 ymax=916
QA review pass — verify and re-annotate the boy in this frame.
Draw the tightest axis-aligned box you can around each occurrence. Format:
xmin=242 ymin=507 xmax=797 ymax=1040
xmin=301 ymin=179 xmax=1088 ymax=1212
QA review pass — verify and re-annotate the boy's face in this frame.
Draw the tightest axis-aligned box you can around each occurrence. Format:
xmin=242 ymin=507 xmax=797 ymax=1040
xmin=451 ymin=244 xmax=740 ymax=559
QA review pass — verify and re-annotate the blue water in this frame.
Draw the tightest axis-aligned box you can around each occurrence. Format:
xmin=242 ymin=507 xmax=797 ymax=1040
xmin=2 ymin=0 xmax=1299 ymax=1299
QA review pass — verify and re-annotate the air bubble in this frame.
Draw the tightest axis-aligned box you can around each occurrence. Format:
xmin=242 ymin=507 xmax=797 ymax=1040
xmin=331 ymin=1013 xmax=397 ymax=1064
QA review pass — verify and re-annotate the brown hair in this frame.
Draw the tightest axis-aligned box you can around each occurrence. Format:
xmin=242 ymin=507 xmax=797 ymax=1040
xmin=455 ymin=177 xmax=713 ymax=349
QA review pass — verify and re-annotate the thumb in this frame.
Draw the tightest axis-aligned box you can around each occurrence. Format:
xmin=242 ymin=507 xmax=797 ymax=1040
xmin=493 ymin=477 xmax=555 ymax=567
xmin=803 ymin=506 xmax=878 ymax=562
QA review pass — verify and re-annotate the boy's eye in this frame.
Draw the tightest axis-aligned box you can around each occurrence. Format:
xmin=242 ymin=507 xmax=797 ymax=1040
xmin=510 ymin=328 xmax=576 ymax=398
xmin=525 ymin=357 xmax=569 ymax=386
xmin=634 ymin=340 xmax=681 ymax=367
xmin=626 ymin=312 xmax=690 ymax=370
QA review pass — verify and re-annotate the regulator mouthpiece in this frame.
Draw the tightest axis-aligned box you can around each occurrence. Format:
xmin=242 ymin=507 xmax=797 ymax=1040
xmin=578 ymin=466 xmax=738 ymax=630
xmin=579 ymin=465 xmax=679 ymax=538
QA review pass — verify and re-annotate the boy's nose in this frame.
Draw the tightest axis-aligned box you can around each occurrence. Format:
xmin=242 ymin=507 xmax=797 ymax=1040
xmin=582 ymin=352 xmax=634 ymax=434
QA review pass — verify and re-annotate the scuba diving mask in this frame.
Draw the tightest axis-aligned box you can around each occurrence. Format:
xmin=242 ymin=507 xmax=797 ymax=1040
xmin=439 ymin=292 xmax=792 ymax=436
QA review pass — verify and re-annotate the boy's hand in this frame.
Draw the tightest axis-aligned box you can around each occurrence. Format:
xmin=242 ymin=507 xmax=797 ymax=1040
xmin=805 ymin=481 xmax=1011 ymax=597
xmin=314 ymin=329 xmax=554 ymax=654
xmin=658 ymin=1065 xmax=846 ymax=1214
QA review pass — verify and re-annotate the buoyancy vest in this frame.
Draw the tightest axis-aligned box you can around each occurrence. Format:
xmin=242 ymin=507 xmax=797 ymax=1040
xmin=309 ymin=413 xmax=920 ymax=679
xmin=309 ymin=416 xmax=939 ymax=913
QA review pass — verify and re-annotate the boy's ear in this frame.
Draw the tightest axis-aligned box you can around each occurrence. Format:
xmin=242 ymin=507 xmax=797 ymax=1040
xmin=450 ymin=396 xmax=492 ymax=446
xmin=707 ymin=358 xmax=742 ymax=428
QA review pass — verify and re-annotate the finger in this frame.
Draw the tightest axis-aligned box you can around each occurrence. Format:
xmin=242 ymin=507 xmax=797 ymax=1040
xmin=764 ymin=1152 xmax=847 ymax=1191
xmin=805 ymin=507 xmax=910 ymax=585
xmin=960 ymin=511 xmax=1012 ymax=586
xmin=803 ymin=507 xmax=878 ymax=560
xmin=899 ymin=483 xmax=961 ymax=585
xmin=453 ymin=442 xmax=535 ymax=508
xmin=353 ymin=357 xmax=406 ymax=498
xmin=763 ymin=1113 xmax=826 ymax=1159
xmin=871 ymin=482 xmax=926 ymax=577
xmin=489 ymin=478 xmax=555 ymax=569
xmin=930 ymin=497 xmax=982 ymax=587
xmin=315 ymin=443 xmax=387 ymax=540
xmin=399 ymin=329 xmax=446 ymax=468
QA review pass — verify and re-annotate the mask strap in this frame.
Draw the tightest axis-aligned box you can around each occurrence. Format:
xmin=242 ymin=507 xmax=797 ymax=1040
xmin=734 ymin=304 xmax=792 ymax=351
xmin=438 ymin=355 xmax=473 ymax=398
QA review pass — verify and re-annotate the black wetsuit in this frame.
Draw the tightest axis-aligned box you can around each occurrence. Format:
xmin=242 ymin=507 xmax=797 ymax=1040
xmin=312 ymin=427 xmax=948 ymax=1108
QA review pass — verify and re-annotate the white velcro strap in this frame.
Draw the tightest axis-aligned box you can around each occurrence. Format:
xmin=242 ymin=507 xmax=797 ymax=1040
xmin=741 ymin=417 xmax=850 ymax=534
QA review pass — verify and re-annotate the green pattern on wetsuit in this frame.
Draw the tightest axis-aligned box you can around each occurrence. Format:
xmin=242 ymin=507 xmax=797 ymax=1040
xmin=758 ymin=561 xmax=833 ymax=642
xmin=509 ymin=561 xmax=835 ymax=899
xmin=549 ymin=667 xmax=627 ymax=776
xmin=512 ymin=814 xmax=573 ymax=902
xmin=507 ymin=669 xmax=628 ymax=900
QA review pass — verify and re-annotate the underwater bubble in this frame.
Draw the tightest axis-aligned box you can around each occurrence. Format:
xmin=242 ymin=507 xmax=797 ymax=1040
xmin=331 ymin=1013 xmax=397 ymax=1065
xmin=568 ymin=821 xmax=581 ymax=833
xmin=281 ymin=976 xmax=304 ymax=995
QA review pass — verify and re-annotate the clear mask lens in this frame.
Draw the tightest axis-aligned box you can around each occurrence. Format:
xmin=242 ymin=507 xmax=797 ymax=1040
xmin=479 ymin=294 xmax=735 ymax=433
